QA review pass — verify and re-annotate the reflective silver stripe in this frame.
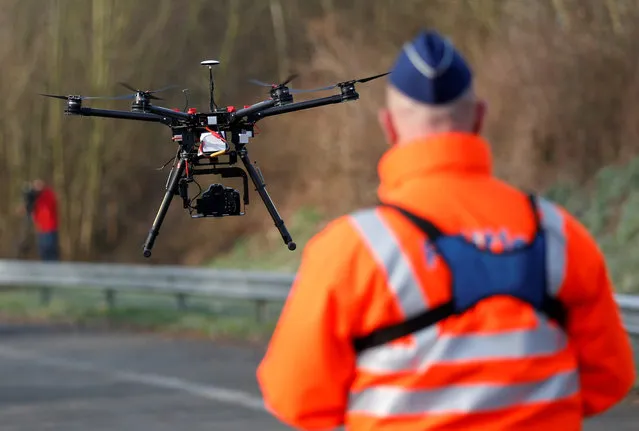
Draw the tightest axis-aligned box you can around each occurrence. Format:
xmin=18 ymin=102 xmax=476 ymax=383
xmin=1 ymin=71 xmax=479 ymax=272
xmin=349 ymin=208 xmax=429 ymax=317
xmin=357 ymin=312 xmax=568 ymax=373
xmin=348 ymin=369 xmax=579 ymax=417
xmin=538 ymin=197 xmax=567 ymax=296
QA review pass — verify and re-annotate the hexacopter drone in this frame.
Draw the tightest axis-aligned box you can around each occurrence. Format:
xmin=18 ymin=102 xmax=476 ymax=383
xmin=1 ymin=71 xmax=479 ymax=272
xmin=41 ymin=60 xmax=389 ymax=258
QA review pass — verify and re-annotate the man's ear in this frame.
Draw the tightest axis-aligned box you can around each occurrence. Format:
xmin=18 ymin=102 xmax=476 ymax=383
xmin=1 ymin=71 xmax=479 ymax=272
xmin=378 ymin=108 xmax=398 ymax=146
xmin=473 ymin=100 xmax=487 ymax=135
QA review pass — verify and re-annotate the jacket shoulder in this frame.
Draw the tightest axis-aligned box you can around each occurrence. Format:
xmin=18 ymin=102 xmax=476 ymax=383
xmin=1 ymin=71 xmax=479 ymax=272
xmin=308 ymin=207 xmax=376 ymax=242
xmin=536 ymin=196 xmax=601 ymax=253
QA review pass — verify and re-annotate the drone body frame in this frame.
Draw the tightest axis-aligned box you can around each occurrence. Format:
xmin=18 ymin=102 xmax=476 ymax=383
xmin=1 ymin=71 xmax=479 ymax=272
xmin=41 ymin=61 xmax=389 ymax=258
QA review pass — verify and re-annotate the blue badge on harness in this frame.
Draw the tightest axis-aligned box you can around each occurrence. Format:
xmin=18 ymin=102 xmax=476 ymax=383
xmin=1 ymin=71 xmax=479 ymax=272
xmin=435 ymin=234 xmax=548 ymax=313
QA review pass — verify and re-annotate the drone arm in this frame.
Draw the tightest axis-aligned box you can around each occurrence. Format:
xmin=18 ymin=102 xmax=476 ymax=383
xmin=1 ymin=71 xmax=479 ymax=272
xmin=232 ymin=99 xmax=278 ymax=121
xmin=77 ymin=107 xmax=171 ymax=124
xmin=147 ymin=105 xmax=193 ymax=122
xmin=253 ymin=93 xmax=358 ymax=120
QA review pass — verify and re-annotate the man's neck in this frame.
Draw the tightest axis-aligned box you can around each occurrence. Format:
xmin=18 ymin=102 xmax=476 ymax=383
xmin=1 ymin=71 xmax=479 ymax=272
xmin=396 ymin=130 xmax=477 ymax=147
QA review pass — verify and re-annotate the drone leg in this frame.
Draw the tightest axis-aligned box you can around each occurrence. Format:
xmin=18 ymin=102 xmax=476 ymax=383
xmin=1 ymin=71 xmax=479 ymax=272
xmin=239 ymin=152 xmax=296 ymax=251
xmin=142 ymin=158 xmax=186 ymax=258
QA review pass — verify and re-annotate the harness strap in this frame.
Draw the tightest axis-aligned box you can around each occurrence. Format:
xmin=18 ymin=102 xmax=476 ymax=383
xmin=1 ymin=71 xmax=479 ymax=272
xmin=352 ymin=194 xmax=566 ymax=355
xmin=353 ymin=300 xmax=455 ymax=354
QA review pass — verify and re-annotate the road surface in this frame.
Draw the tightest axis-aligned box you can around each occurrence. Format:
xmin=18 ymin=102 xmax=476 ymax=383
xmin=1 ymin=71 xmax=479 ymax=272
xmin=0 ymin=324 xmax=635 ymax=430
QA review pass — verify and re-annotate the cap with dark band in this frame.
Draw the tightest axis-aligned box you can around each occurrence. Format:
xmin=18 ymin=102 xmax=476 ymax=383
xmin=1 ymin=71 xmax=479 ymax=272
xmin=389 ymin=30 xmax=473 ymax=106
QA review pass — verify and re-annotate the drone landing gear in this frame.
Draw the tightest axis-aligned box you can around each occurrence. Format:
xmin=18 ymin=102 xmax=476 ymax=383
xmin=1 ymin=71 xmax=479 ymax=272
xmin=239 ymin=150 xmax=296 ymax=252
xmin=141 ymin=152 xmax=296 ymax=258
xmin=143 ymin=159 xmax=186 ymax=258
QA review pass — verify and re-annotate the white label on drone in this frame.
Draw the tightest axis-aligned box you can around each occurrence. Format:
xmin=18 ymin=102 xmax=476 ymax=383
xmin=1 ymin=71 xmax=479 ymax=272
xmin=240 ymin=133 xmax=250 ymax=144
xmin=199 ymin=132 xmax=227 ymax=156
xmin=207 ymin=116 xmax=218 ymax=125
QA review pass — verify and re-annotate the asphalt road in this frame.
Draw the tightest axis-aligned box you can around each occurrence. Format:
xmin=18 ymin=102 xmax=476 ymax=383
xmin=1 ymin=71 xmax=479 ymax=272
xmin=0 ymin=324 xmax=635 ymax=431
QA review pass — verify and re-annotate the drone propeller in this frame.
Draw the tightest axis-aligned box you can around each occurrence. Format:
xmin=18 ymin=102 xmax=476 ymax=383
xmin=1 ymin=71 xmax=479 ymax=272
xmin=288 ymin=71 xmax=390 ymax=94
xmin=39 ymin=82 xmax=178 ymax=102
xmin=248 ymin=73 xmax=298 ymax=90
xmin=39 ymin=93 xmax=71 ymax=100
xmin=117 ymin=83 xmax=179 ymax=100
xmin=39 ymin=93 xmax=134 ymax=101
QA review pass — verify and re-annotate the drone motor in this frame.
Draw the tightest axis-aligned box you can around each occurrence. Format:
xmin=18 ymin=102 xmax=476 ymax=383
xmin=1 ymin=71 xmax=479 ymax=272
xmin=65 ymin=96 xmax=83 ymax=115
xmin=131 ymin=92 xmax=151 ymax=113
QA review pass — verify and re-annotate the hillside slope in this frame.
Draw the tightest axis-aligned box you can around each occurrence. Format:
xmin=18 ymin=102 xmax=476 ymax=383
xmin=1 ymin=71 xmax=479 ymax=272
xmin=211 ymin=156 xmax=639 ymax=294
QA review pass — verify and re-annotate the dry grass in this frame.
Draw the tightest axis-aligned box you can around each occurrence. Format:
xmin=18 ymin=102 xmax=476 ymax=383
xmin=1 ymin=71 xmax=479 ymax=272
xmin=3 ymin=1 xmax=639 ymax=265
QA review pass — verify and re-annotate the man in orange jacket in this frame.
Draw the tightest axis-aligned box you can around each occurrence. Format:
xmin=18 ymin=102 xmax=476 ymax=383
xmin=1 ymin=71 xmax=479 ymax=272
xmin=257 ymin=30 xmax=636 ymax=431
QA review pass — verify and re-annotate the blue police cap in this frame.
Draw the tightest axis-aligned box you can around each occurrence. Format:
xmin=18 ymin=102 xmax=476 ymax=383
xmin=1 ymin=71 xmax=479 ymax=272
xmin=389 ymin=30 xmax=472 ymax=105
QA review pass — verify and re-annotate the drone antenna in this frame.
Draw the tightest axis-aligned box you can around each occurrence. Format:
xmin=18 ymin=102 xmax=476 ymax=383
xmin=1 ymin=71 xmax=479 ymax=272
xmin=182 ymin=88 xmax=190 ymax=112
xmin=201 ymin=60 xmax=220 ymax=111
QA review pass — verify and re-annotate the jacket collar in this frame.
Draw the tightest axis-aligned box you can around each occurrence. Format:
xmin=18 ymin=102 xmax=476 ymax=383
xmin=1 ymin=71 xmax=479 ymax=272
xmin=378 ymin=132 xmax=493 ymax=191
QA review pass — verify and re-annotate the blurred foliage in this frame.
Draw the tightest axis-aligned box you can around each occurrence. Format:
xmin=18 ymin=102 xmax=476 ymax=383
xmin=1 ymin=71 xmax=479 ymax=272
xmin=208 ymin=206 xmax=323 ymax=271
xmin=1 ymin=0 xmax=639 ymax=291
xmin=545 ymin=156 xmax=639 ymax=293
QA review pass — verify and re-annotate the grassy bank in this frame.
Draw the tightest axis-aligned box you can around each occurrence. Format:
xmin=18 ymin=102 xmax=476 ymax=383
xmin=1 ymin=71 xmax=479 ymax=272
xmin=545 ymin=156 xmax=639 ymax=294
xmin=0 ymin=288 xmax=279 ymax=343
xmin=208 ymin=206 xmax=324 ymax=272
xmin=211 ymin=156 xmax=639 ymax=295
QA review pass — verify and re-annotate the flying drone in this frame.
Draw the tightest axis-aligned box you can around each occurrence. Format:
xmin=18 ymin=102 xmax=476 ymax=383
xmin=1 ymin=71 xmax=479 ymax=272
xmin=40 ymin=60 xmax=389 ymax=258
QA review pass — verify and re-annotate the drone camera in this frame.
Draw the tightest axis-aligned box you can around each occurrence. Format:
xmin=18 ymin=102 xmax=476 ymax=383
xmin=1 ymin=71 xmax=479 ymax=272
xmin=195 ymin=183 xmax=242 ymax=217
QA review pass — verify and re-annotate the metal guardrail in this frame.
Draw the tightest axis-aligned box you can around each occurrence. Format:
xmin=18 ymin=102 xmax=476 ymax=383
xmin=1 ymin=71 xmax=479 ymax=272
xmin=0 ymin=259 xmax=294 ymax=322
xmin=616 ymin=293 xmax=639 ymax=336
xmin=0 ymin=259 xmax=637 ymax=334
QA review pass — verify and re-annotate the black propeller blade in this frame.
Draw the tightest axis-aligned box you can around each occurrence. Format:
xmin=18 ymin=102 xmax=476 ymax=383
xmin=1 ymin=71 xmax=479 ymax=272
xmin=39 ymin=93 xmax=70 ymax=100
xmin=279 ymin=73 xmax=298 ymax=87
xmin=117 ymin=83 xmax=179 ymax=100
xmin=249 ymin=73 xmax=298 ymax=90
xmin=39 ymin=82 xmax=178 ymax=102
xmin=356 ymin=71 xmax=391 ymax=83
xmin=39 ymin=93 xmax=133 ymax=101
xmin=288 ymin=71 xmax=390 ymax=94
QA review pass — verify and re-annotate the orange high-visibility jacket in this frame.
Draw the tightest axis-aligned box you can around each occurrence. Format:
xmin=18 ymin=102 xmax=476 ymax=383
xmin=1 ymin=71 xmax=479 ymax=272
xmin=257 ymin=132 xmax=636 ymax=431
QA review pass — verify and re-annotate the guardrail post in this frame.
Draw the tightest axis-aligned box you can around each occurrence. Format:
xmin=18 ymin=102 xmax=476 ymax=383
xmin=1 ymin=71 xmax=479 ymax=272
xmin=39 ymin=287 xmax=52 ymax=306
xmin=255 ymin=299 xmax=266 ymax=323
xmin=176 ymin=293 xmax=188 ymax=311
xmin=105 ymin=289 xmax=116 ymax=310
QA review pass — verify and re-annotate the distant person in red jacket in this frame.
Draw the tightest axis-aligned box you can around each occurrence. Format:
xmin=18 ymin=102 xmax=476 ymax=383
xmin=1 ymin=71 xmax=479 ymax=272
xmin=22 ymin=179 xmax=60 ymax=261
